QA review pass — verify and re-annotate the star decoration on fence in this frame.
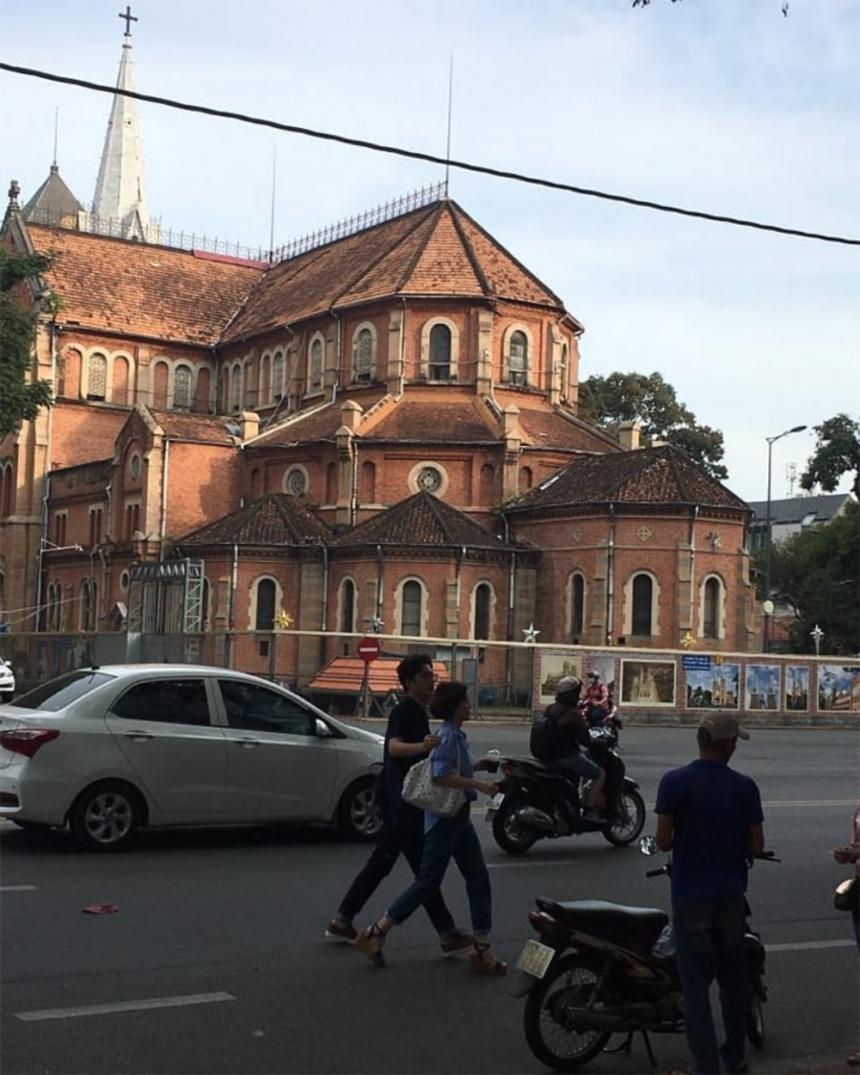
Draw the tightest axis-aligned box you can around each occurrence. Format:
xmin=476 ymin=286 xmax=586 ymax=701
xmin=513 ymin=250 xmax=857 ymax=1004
xmin=680 ymin=631 xmax=696 ymax=649
xmin=522 ymin=622 xmax=540 ymax=644
xmin=275 ymin=610 xmax=293 ymax=629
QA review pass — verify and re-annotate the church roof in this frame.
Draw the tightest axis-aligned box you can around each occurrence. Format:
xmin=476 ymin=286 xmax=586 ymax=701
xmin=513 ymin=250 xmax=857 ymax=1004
xmin=27 ymin=225 xmax=263 ymax=345
xmin=329 ymin=490 xmax=518 ymax=551
xmin=506 ymin=445 xmax=749 ymax=514
xmin=22 ymin=165 xmax=83 ymax=223
xmin=148 ymin=410 xmax=241 ymax=445
xmin=512 ymin=403 xmax=623 ymax=455
xmin=178 ymin=492 xmax=331 ymax=547
xmin=365 ymin=399 xmax=499 ymax=443
xmin=222 ymin=199 xmax=569 ymax=343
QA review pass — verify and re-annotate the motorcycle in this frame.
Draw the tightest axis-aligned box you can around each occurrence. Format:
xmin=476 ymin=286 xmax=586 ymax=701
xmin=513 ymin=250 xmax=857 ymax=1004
xmin=515 ymin=836 xmax=777 ymax=1071
xmin=487 ymin=720 xmax=645 ymax=854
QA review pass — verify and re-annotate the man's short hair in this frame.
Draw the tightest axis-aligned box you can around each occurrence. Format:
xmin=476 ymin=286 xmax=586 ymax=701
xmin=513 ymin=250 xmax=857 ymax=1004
xmin=397 ymin=653 xmax=433 ymax=689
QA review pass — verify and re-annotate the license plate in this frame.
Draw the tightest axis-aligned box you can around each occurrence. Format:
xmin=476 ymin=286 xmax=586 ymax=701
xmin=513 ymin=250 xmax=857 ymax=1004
xmin=485 ymin=792 xmax=505 ymax=821
xmin=516 ymin=938 xmax=555 ymax=979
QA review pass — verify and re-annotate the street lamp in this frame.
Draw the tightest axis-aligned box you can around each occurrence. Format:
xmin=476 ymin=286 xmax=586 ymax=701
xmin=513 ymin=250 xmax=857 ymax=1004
xmin=763 ymin=424 xmax=807 ymax=653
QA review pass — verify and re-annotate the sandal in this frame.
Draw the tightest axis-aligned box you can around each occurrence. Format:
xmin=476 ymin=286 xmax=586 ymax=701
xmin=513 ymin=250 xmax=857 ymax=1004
xmin=354 ymin=923 xmax=386 ymax=967
xmin=469 ymin=940 xmax=507 ymax=976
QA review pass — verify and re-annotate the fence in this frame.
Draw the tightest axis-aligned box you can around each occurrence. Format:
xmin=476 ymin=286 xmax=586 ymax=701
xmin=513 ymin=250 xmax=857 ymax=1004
xmin=1 ymin=631 xmax=857 ymax=723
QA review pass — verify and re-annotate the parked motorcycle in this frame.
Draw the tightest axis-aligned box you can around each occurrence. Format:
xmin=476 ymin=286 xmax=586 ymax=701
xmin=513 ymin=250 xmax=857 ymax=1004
xmin=487 ymin=722 xmax=645 ymax=854
xmin=515 ymin=836 xmax=777 ymax=1071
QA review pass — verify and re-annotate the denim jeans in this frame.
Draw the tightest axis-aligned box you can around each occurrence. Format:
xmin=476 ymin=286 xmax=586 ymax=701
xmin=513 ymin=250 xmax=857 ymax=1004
xmin=337 ymin=796 xmax=455 ymax=934
xmin=386 ymin=807 xmax=492 ymax=935
xmin=672 ymin=894 xmax=748 ymax=1075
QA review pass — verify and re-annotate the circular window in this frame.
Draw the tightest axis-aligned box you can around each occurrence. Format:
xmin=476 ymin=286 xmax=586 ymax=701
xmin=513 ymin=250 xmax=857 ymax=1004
xmin=284 ymin=466 xmax=308 ymax=496
xmin=129 ymin=454 xmax=141 ymax=480
xmin=416 ymin=466 xmax=442 ymax=493
xmin=120 ymin=570 xmax=130 ymax=592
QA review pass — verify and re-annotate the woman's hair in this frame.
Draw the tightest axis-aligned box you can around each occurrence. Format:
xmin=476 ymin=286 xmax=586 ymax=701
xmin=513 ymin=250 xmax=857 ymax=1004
xmin=429 ymin=680 xmax=469 ymax=721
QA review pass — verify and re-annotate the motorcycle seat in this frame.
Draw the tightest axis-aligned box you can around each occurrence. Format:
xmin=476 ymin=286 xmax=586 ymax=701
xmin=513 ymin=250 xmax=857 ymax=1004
xmin=536 ymin=897 xmax=669 ymax=957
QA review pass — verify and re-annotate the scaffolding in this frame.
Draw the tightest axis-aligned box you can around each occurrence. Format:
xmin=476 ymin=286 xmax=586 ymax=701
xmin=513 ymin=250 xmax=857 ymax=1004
xmin=127 ymin=559 xmax=205 ymax=634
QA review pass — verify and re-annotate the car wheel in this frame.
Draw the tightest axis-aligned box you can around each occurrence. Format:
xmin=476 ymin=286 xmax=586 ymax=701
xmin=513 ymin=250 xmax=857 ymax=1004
xmin=337 ymin=777 xmax=382 ymax=841
xmin=69 ymin=781 xmax=144 ymax=851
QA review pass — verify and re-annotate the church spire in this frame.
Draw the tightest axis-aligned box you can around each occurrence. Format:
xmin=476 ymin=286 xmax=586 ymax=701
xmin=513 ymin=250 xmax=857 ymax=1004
xmin=91 ymin=6 xmax=149 ymax=240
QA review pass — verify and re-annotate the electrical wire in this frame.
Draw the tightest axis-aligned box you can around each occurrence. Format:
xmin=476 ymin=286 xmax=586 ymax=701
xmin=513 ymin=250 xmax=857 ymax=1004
xmin=2 ymin=59 xmax=858 ymax=247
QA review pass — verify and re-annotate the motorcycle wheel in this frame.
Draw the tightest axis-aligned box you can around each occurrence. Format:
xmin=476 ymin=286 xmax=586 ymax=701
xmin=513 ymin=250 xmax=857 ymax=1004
xmin=602 ymin=788 xmax=645 ymax=847
xmin=746 ymin=993 xmax=765 ymax=1049
xmin=492 ymin=799 xmax=539 ymax=855
xmin=523 ymin=954 xmax=611 ymax=1071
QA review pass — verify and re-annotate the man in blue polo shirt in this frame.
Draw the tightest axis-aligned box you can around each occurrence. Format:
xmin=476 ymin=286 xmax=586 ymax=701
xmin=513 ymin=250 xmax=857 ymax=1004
xmin=655 ymin=713 xmax=764 ymax=1075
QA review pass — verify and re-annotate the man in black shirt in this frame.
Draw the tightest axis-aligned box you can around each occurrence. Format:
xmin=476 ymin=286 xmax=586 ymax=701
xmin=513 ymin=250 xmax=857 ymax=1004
xmin=325 ymin=654 xmax=472 ymax=953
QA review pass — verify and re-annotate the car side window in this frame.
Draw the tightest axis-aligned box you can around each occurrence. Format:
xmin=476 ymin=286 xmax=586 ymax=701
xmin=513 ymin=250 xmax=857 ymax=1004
xmin=218 ymin=680 xmax=315 ymax=736
xmin=110 ymin=679 xmax=211 ymax=727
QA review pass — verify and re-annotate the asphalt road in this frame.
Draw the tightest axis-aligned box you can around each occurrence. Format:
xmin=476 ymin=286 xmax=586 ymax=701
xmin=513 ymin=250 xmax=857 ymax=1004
xmin=1 ymin=726 xmax=858 ymax=1075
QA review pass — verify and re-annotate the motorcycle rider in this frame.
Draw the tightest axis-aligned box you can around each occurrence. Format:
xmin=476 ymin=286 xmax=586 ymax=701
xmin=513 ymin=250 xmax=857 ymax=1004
xmin=583 ymin=669 xmax=610 ymax=726
xmin=540 ymin=675 xmax=607 ymax=818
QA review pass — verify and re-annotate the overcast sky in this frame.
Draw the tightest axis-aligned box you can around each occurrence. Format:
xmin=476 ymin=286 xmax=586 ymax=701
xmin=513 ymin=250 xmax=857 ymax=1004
xmin=3 ymin=0 xmax=858 ymax=502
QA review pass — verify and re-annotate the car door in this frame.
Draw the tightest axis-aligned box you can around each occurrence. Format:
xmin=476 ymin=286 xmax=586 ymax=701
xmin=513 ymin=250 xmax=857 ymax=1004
xmin=216 ymin=678 xmax=339 ymax=821
xmin=104 ymin=676 xmax=227 ymax=819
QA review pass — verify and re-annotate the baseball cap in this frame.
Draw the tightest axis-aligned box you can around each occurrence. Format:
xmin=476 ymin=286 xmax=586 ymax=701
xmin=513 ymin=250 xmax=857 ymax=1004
xmin=556 ymin=675 xmax=581 ymax=695
xmin=699 ymin=713 xmax=749 ymax=741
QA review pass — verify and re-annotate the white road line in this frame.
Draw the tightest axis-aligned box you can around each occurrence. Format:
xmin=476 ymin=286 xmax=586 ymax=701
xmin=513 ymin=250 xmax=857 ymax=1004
xmin=762 ymin=799 xmax=857 ymax=807
xmin=487 ymin=859 xmax=579 ymax=869
xmin=16 ymin=991 xmax=235 ymax=1022
xmin=0 ymin=884 xmax=37 ymax=892
xmin=766 ymin=939 xmax=855 ymax=953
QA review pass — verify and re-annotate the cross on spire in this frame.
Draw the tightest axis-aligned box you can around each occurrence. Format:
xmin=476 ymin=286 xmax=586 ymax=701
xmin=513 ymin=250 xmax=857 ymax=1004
xmin=118 ymin=5 xmax=138 ymax=36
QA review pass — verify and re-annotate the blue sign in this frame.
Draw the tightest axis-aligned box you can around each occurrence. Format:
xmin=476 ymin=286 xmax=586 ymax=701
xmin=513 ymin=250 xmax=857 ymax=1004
xmin=682 ymin=655 xmax=712 ymax=670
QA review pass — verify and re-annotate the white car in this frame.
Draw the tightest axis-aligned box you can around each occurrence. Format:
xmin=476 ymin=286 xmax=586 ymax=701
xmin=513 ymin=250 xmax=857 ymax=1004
xmin=0 ymin=658 xmax=15 ymax=703
xmin=0 ymin=664 xmax=384 ymax=851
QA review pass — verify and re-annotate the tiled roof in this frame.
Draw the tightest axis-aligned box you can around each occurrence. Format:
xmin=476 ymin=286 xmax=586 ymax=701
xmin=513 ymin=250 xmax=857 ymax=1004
xmin=28 ymin=225 xmax=263 ymax=345
xmin=149 ymin=410 xmax=239 ymax=445
xmin=309 ymin=657 xmax=449 ymax=694
xmin=366 ymin=400 xmax=498 ymax=443
xmin=746 ymin=493 xmax=853 ymax=526
xmin=515 ymin=404 xmax=622 ymax=454
xmin=330 ymin=491 xmax=515 ymax=550
xmin=178 ymin=492 xmax=331 ymax=546
xmin=507 ymin=445 xmax=749 ymax=513
xmin=248 ymin=390 xmax=387 ymax=449
xmin=222 ymin=200 xmax=566 ymax=343
xmin=23 ymin=166 xmax=84 ymax=221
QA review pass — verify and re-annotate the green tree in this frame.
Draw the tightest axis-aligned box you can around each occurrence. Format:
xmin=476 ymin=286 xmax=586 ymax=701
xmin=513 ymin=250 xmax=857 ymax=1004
xmin=0 ymin=247 xmax=55 ymax=440
xmin=760 ymin=501 xmax=859 ymax=655
xmin=800 ymin=414 xmax=860 ymax=500
xmin=579 ymin=370 xmax=728 ymax=480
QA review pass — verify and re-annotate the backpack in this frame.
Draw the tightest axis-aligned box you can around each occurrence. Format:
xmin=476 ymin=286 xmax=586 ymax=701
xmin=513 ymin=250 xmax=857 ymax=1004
xmin=530 ymin=709 xmax=559 ymax=762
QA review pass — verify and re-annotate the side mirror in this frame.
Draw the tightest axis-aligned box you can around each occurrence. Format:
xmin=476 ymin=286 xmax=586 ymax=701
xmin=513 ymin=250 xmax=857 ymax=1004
xmin=639 ymin=835 xmax=659 ymax=856
xmin=314 ymin=717 xmax=333 ymax=738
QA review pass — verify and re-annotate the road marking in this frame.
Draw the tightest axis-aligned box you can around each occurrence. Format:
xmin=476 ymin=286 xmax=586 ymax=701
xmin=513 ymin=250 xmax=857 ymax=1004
xmin=766 ymin=939 xmax=855 ymax=953
xmin=762 ymin=799 xmax=857 ymax=808
xmin=16 ymin=991 xmax=235 ymax=1022
xmin=0 ymin=884 xmax=37 ymax=892
xmin=487 ymin=859 xmax=579 ymax=869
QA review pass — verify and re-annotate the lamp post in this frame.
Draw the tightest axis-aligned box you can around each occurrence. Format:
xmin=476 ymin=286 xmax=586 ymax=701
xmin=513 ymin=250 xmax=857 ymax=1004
xmin=763 ymin=424 xmax=807 ymax=653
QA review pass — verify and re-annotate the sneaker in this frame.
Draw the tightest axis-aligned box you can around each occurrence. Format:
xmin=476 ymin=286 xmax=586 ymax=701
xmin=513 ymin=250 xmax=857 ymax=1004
xmin=354 ymin=926 xmax=386 ymax=967
xmin=439 ymin=928 xmax=473 ymax=954
xmin=325 ymin=917 xmax=357 ymax=943
xmin=469 ymin=941 xmax=507 ymax=977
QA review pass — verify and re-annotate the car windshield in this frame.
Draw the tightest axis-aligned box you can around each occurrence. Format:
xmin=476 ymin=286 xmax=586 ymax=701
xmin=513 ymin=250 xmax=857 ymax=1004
xmin=11 ymin=670 xmax=115 ymax=711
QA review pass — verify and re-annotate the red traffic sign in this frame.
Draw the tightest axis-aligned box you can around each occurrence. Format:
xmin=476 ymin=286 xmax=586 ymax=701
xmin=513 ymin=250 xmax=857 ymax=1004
xmin=357 ymin=637 xmax=381 ymax=663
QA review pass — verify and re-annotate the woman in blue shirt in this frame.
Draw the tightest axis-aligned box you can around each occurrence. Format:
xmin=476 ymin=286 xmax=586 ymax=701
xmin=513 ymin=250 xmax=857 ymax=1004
xmin=354 ymin=681 xmax=506 ymax=975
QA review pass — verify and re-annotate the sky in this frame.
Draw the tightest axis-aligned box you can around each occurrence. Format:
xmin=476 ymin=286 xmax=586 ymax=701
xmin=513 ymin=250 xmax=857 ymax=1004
xmin=2 ymin=0 xmax=858 ymax=502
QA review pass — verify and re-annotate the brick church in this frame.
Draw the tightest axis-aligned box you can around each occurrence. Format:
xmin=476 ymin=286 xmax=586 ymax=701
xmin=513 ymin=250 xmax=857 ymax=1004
xmin=0 ymin=18 xmax=757 ymax=687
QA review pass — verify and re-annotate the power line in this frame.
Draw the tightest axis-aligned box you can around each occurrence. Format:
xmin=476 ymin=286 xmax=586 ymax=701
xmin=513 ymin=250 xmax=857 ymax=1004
xmin=2 ymin=59 xmax=858 ymax=248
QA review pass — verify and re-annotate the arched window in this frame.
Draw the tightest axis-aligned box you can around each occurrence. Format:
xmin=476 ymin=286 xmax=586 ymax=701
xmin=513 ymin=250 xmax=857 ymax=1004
xmin=703 ymin=577 xmax=721 ymax=639
xmin=272 ymin=352 xmax=285 ymax=400
xmin=570 ymin=572 xmax=585 ymax=638
xmin=429 ymin=324 xmax=452 ymax=380
xmin=87 ymin=354 xmax=107 ymax=401
xmin=339 ymin=578 xmax=356 ymax=634
xmin=309 ymin=338 xmax=324 ymax=392
xmin=519 ymin=466 xmax=533 ymax=492
xmin=230 ymin=365 xmax=243 ymax=411
xmin=509 ymin=331 xmax=528 ymax=385
xmin=195 ymin=367 xmax=211 ymax=412
xmin=354 ymin=328 xmax=374 ymax=383
xmin=255 ymin=578 xmax=276 ymax=631
xmin=559 ymin=343 xmax=569 ymax=400
xmin=400 ymin=580 xmax=422 ymax=636
xmin=474 ymin=583 xmax=492 ymax=640
xmin=79 ymin=579 xmax=96 ymax=631
xmin=112 ymin=355 xmax=130 ymax=405
xmin=632 ymin=574 xmax=653 ymax=636
xmin=173 ymin=364 xmax=192 ymax=410
xmin=361 ymin=460 xmax=376 ymax=503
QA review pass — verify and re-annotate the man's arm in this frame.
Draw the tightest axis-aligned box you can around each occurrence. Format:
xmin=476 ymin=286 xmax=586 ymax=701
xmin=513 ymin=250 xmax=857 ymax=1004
xmin=747 ymin=822 xmax=764 ymax=859
xmin=655 ymin=813 xmax=674 ymax=852
xmin=388 ymin=735 xmax=438 ymax=758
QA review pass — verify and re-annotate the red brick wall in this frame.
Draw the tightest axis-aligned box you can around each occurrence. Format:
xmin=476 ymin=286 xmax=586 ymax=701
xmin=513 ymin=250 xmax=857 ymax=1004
xmin=166 ymin=443 xmax=241 ymax=539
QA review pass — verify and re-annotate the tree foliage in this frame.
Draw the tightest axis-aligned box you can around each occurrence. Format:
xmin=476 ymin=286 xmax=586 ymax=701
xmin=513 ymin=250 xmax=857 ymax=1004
xmin=0 ymin=247 xmax=55 ymax=441
xmin=800 ymin=414 xmax=860 ymax=500
xmin=578 ymin=370 xmax=728 ymax=480
xmin=759 ymin=501 xmax=859 ymax=656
